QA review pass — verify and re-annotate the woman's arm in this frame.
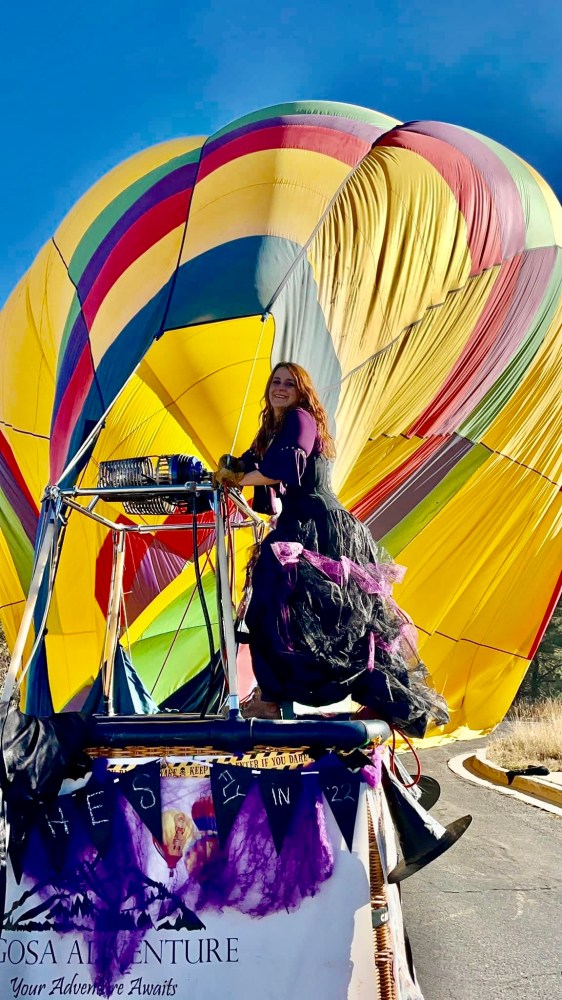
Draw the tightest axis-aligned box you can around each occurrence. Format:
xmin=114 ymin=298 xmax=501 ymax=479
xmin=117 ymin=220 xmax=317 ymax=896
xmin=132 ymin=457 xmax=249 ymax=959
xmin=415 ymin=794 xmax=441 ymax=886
xmin=240 ymin=470 xmax=279 ymax=486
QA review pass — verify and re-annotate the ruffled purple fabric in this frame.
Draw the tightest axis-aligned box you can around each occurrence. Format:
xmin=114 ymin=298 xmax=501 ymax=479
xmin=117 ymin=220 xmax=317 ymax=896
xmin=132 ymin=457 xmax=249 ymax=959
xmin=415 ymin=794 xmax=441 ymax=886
xmin=360 ymin=746 xmax=384 ymax=788
xmin=270 ymin=540 xmax=416 ymax=667
xmin=176 ymin=779 xmax=333 ymax=918
xmin=271 ymin=541 xmax=406 ymax=595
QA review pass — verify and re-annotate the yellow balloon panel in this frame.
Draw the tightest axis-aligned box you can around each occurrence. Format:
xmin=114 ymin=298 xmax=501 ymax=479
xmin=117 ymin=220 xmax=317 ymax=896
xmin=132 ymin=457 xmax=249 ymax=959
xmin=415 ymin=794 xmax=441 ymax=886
xmin=0 ymin=531 xmax=27 ymax=650
xmin=482 ymin=294 xmax=562 ymax=484
xmin=392 ymin=454 xmax=562 ymax=656
xmin=0 ymin=243 xmax=68 ymax=436
xmin=181 ymin=149 xmax=350 ymax=265
xmin=308 ymin=146 xmax=472 ymax=379
xmin=330 ymin=271 xmax=500 ymax=490
xmin=143 ymin=314 xmax=276 ymax=465
xmin=417 ymin=630 xmax=528 ymax=734
xmin=368 ymin=270 xmax=501 ymax=436
xmin=46 ymin=631 xmax=105 ymax=710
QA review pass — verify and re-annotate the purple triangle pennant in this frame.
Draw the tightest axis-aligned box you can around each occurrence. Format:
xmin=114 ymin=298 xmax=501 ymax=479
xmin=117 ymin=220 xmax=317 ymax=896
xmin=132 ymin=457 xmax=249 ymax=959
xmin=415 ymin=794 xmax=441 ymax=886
xmin=7 ymin=804 xmax=31 ymax=884
xmin=117 ymin=760 xmax=162 ymax=843
xmin=210 ymin=763 xmax=255 ymax=847
xmin=319 ymin=766 xmax=361 ymax=852
xmin=258 ymin=769 xmax=304 ymax=854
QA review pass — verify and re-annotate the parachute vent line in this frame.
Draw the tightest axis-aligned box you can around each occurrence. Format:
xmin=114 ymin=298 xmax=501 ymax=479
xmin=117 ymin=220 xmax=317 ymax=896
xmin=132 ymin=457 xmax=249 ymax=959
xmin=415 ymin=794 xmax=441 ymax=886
xmin=153 ymin=135 xmax=210 ymax=344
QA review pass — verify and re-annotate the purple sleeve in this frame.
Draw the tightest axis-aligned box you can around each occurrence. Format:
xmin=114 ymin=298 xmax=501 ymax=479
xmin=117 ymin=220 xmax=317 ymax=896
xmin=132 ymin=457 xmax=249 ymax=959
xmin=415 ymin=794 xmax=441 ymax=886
xmin=260 ymin=409 xmax=317 ymax=485
xmin=239 ymin=448 xmax=259 ymax=474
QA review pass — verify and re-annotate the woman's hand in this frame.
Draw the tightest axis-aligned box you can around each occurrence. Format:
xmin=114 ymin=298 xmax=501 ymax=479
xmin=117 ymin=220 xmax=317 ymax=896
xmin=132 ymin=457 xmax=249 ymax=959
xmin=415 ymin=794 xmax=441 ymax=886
xmin=214 ymin=454 xmax=246 ymax=487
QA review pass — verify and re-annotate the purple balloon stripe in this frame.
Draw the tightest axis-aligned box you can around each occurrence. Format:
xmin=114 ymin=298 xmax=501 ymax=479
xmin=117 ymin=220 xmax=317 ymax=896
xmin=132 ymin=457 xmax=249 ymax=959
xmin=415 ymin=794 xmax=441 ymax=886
xmin=77 ymin=160 xmax=198 ymax=302
xmin=0 ymin=452 xmax=38 ymax=543
xmin=54 ymin=310 xmax=90 ymax=414
xmin=127 ymin=542 xmax=187 ymax=624
xmin=439 ymin=245 xmax=557 ymax=433
xmin=203 ymin=113 xmax=388 ymax=158
xmin=399 ymin=122 xmax=526 ymax=260
xmin=365 ymin=435 xmax=474 ymax=540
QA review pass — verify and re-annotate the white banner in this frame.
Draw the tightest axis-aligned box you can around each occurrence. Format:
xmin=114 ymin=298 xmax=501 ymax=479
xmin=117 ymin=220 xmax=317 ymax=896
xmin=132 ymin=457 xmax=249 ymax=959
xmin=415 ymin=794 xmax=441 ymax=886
xmin=1 ymin=761 xmax=381 ymax=1000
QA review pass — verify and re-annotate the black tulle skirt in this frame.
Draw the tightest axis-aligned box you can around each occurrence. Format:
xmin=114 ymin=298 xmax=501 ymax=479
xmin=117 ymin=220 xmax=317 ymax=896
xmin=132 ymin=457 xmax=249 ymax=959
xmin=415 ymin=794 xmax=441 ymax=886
xmin=244 ymin=496 xmax=449 ymax=738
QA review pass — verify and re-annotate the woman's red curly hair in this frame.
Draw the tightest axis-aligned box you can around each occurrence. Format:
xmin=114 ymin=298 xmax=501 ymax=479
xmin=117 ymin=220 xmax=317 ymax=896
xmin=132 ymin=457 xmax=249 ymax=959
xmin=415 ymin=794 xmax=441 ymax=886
xmin=252 ymin=362 xmax=336 ymax=459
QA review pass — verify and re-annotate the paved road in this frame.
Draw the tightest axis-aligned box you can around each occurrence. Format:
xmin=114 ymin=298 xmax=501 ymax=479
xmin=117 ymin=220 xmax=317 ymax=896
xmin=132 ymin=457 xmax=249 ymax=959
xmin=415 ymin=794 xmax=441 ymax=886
xmin=399 ymin=740 xmax=562 ymax=1000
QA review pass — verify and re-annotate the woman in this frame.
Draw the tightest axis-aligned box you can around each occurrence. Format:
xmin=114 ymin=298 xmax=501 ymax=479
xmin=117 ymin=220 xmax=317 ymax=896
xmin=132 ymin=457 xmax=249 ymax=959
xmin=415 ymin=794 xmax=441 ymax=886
xmin=217 ymin=363 xmax=448 ymax=737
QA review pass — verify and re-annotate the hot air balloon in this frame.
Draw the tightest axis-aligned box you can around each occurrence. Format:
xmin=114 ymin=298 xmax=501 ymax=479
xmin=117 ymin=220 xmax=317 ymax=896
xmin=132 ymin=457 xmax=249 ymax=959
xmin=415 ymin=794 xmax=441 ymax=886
xmin=154 ymin=808 xmax=197 ymax=874
xmin=0 ymin=100 xmax=561 ymax=740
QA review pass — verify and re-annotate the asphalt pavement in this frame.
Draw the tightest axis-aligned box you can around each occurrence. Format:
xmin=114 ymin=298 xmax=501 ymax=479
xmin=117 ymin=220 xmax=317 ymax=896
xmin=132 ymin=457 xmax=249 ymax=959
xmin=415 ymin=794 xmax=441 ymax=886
xmin=399 ymin=740 xmax=562 ymax=1000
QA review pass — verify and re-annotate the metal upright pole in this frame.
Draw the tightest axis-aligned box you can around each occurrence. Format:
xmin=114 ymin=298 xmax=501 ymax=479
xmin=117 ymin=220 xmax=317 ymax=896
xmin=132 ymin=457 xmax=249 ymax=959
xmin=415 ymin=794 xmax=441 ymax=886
xmin=214 ymin=489 xmax=240 ymax=718
xmin=1 ymin=501 xmax=58 ymax=704
xmin=101 ymin=529 xmax=127 ymax=716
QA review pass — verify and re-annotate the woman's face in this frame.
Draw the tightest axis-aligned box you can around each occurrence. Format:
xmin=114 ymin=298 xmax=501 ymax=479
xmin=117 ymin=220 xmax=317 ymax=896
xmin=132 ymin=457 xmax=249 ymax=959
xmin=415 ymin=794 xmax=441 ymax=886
xmin=269 ymin=366 xmax=299 ymax=414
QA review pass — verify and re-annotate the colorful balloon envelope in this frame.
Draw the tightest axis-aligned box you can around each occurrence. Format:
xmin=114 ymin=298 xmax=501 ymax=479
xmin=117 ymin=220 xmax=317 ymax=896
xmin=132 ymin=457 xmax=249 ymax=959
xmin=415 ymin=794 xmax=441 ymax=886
xmin=1 ymin=100 xmax=561 ymax=738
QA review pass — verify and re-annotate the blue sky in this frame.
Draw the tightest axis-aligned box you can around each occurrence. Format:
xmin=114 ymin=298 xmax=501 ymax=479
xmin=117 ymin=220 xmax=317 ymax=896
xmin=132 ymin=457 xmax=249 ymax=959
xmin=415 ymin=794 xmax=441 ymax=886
xmin=1 ymin=0 xmax=560 ymax=306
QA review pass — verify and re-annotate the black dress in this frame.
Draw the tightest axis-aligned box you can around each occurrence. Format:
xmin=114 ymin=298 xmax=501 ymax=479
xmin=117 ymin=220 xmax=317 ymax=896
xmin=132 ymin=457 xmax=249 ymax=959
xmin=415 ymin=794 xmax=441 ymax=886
xmin=240 ymin=408 xmax=449 ymax=738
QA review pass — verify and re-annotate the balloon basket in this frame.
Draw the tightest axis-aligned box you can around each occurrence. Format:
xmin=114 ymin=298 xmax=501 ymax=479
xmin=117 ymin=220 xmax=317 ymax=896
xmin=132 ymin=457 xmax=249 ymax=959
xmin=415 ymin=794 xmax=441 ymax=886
xmin=87 ymin=713 xmax=391 ymax=756
xmin=1 ymin=483 xmax=425 ymax=996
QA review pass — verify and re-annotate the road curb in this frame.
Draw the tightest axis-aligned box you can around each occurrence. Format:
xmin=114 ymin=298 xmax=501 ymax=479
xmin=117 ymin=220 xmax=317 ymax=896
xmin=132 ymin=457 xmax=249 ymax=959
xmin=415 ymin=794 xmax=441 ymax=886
xmin=470 ymin=749 xmax=562 ymax=808
xmin=448 ymin=751 xmax=562 ymax=816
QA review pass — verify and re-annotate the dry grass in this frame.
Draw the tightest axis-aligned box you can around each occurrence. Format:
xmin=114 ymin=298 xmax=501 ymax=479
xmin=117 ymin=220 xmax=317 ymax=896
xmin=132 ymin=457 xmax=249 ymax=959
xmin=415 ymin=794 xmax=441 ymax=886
xmin=487 ymin=698 xmax=562 ymax=771
xmin=0 ymin=621 xmax=9 ymax=688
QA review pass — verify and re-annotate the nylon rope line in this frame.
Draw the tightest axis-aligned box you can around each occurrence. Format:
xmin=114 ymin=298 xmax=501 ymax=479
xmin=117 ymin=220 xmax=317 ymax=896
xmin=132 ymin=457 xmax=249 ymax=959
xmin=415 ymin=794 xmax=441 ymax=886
xmin=0 ymin=420 xmax=49 ymax=440
xmin=149 ymin=546 xmax=214 ymax=696
xmin=229 ymin=312 xmax=269 ymax=456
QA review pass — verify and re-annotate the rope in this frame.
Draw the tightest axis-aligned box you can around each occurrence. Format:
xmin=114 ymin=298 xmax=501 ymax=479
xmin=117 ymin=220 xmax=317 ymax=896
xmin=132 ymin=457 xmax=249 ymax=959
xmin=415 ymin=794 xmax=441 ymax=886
xmin=367 ymin=802 xmax=397 ymax=1000
xmin=390 ymin=727 xmax=422 ymax=787
xmin=229 ymin=313 xmax=269 ymax=455
xmin=149 ymin=546 xmax=214 ymax=697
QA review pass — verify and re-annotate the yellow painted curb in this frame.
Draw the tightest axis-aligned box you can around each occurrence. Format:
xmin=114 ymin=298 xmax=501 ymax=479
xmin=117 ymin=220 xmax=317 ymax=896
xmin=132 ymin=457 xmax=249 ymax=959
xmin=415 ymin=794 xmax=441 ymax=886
xmin=471 ymin=750 xmax=562 ymax=809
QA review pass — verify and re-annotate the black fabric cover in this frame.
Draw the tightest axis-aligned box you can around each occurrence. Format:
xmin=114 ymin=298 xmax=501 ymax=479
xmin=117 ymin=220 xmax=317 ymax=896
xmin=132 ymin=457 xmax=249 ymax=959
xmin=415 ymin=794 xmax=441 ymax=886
xmin=0 ymin=700 xmax=94 ymax=926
